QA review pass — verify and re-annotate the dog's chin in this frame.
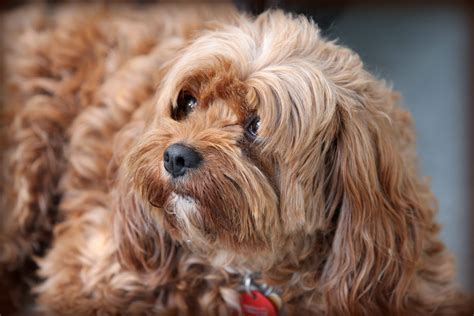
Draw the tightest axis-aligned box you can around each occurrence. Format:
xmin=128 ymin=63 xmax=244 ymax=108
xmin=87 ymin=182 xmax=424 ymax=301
xmin=154 ymin=188 xmax=217 ymax=249
xmin=162 ymin=193 xmax=202 ymax=240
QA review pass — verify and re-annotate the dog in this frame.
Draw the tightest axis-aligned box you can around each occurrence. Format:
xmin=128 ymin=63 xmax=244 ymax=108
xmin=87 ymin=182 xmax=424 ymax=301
xmin=0 ymin=3 xmax=468 ymax=315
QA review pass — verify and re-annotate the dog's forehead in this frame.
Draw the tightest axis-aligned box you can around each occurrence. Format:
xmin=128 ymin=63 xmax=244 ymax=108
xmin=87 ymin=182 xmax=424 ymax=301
xmin=173 ymin=58 xmax=254 ymax=121
xmin=164 ymin=16 xmax=325 ymax=130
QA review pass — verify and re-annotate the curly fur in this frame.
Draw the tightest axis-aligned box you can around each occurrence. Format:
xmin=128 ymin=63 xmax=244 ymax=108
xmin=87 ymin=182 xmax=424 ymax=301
xmin=0 ymin=3 xmax=468 ymax=315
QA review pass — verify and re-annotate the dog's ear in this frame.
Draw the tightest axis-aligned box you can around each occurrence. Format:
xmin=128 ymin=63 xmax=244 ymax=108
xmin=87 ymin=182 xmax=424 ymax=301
xmin=321 ymin=94 xmax=431 ymax=314
xmin=113 ymin=182 xmax=171 ymax=273
xmin=111 ymin=120 xmax=178 ymax=277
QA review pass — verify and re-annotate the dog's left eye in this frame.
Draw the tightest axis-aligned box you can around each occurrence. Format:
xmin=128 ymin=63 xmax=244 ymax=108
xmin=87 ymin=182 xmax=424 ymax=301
xmin=172 ymin=91 xmax=197 ymax=120
xmin=245 ymin=116 xmax=260 ymax=139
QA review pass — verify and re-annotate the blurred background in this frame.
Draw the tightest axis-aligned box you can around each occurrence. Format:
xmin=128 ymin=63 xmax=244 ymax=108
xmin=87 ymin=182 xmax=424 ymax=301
xmin=1 ymin=0 xmax=473 ymax=293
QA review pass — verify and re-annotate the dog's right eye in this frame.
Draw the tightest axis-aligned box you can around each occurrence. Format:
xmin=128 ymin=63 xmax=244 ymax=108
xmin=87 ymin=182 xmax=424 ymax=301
xmin=172 ymin=91 xmax=197 ymax=120
xmin=245 ymin=115 xmax=260 ymax=140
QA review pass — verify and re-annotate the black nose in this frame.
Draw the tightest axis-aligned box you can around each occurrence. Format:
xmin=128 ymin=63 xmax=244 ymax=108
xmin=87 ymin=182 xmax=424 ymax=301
xmin=163 ymin=143 xmax=202 ymax=178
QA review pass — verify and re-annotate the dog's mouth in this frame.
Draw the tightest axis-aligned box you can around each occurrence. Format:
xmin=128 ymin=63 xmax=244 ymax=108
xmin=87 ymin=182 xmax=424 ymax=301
xmin=145 ymin=171 xmax=238 ymax=243
xmin=146 ymin=174 xmax=204 ymax=230
xmin=146 ymin=166 xmax=197 ymax=208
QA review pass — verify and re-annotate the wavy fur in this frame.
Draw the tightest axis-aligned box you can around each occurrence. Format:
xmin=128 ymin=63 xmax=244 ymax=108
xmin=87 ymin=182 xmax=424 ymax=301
xmin=0 ymin=4 xmax=468 ymax=315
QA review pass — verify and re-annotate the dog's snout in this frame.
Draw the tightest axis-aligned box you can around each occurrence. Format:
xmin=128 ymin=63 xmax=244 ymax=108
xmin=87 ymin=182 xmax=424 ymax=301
xmin=163 ymin=143 xmax=202 ymax=178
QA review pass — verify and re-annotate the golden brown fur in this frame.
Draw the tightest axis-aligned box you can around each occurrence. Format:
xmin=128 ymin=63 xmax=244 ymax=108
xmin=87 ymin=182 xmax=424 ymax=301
xmin=0 ymin=3 xmax=468 ymax=315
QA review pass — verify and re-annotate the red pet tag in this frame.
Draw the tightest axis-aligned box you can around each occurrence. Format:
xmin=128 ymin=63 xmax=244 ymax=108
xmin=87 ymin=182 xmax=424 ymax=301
xmin=240 ymin=290 xmax=278 ymax=316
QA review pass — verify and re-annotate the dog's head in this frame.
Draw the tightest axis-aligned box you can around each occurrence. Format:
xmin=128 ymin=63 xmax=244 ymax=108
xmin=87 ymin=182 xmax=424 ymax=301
xmin=122 ymin=11 xmax=336 ymax=252
xmin=115 ymin=10 xmax=429 ymax=310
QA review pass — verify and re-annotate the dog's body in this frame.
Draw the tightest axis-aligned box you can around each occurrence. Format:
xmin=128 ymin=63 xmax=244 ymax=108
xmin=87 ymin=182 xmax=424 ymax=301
xmin=0 ymin=4 xmax=467 ymax=315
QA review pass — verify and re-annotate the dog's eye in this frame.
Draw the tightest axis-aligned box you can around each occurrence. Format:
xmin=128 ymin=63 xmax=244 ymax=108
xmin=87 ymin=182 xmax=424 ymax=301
xmin=172 ymin=91 xmax=197 ymax=120
xmin=245 ymin=116 xmax=260 ymax=140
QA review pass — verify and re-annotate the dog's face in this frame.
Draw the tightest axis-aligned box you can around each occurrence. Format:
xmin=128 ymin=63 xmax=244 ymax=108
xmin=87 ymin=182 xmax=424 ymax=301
xmin=125 ymin=12 xmax=356 ymax=256
xmin=121 ymin=11 xmax=411 ymax=268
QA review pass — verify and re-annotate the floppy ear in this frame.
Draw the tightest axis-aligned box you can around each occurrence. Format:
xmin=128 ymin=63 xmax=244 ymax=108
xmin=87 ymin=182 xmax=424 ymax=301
xmin=113 ymin=181 xmax=175 ymax=273
xmin=111 ymin=119 xmax=178 ymax=277
xmin=321 ymin=94 xmax=431 ymax=314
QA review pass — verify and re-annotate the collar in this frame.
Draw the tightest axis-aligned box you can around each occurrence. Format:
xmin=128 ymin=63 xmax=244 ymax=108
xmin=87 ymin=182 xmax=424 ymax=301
xmin=238 ymin=274 xmax=283 ymax=316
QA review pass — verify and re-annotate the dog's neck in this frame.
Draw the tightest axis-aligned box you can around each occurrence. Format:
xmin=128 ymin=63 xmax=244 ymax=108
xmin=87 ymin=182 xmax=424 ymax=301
xmin=201 ymin=232 xmax=328 ymax=291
